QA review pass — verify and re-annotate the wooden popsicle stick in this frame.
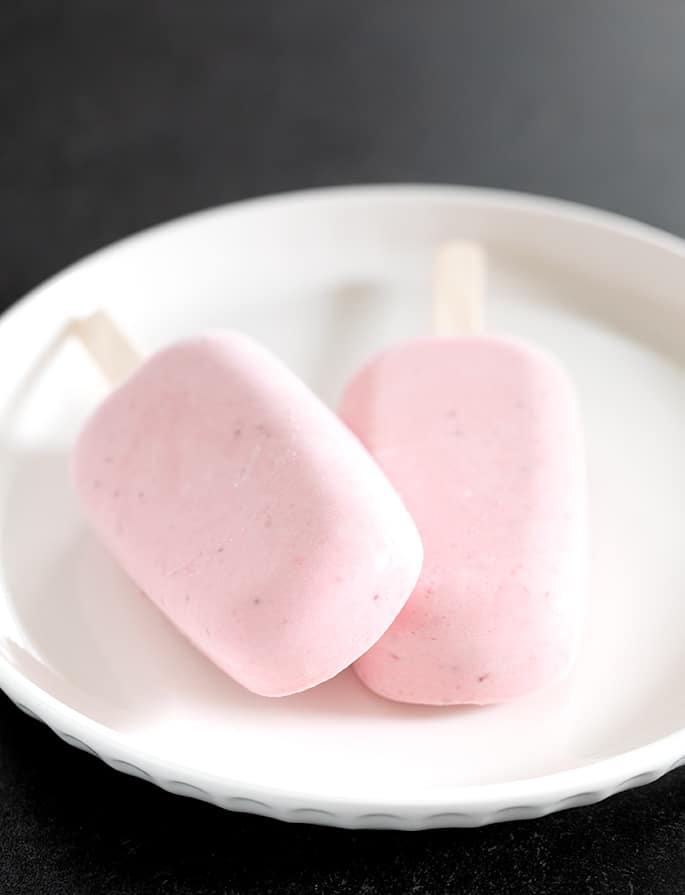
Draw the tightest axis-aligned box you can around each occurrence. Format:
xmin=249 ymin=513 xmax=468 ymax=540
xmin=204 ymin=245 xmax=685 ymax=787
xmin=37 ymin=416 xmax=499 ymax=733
xmin=433 ymin=240 xmax=486 ymax=336
xmin=70 ymin=309 xmax=142 ymax=386
xmin=3 ymin=310 xmax=141 ymax=427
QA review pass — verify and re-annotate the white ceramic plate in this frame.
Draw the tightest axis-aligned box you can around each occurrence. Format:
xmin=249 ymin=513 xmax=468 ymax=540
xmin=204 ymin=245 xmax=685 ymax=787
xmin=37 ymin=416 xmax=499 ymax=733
xmin=1 ymin=186 xmax=685 ymax=830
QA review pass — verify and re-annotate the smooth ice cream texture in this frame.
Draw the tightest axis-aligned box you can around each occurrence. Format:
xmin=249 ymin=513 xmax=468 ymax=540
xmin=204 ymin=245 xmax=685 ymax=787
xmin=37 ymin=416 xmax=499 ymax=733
xmin=341 ymin=336 xmax=586 ymax=705
xmin=73 ymin=332 xmax=423 ymax=697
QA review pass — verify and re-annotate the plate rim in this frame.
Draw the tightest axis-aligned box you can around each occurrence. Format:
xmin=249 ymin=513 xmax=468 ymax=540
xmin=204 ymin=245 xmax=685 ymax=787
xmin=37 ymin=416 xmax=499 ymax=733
xmin=2 ymin=182 xmax=685 ymax=828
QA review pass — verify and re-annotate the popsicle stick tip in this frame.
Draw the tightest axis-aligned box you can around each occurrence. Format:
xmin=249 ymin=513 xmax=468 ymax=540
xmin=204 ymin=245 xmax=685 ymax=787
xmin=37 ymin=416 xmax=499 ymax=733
xmin=70 ymin=309 xmax=142 ymax=386
xmin=433 ymin=240 xmax=487 ymax=337
xmin=2 ymin=310 xmax=140 ymax=429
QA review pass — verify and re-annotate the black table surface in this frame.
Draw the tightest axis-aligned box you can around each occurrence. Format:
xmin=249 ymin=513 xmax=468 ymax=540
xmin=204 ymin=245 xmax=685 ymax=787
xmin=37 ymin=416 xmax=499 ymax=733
xmin=3 ymin=3 xmax=685 ymax=892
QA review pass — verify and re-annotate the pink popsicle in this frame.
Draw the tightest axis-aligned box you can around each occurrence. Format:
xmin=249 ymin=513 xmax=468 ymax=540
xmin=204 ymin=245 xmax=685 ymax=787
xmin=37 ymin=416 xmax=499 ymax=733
xmin=73 ymin=331 xmax=423 ymax=697
xmin=340 ymin=335 xmax=586 ymax=705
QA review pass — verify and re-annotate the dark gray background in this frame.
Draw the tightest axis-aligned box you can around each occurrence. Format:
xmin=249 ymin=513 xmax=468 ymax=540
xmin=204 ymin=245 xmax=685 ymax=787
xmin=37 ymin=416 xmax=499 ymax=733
xmin=2 ymin=2 xmax=685 ymax=893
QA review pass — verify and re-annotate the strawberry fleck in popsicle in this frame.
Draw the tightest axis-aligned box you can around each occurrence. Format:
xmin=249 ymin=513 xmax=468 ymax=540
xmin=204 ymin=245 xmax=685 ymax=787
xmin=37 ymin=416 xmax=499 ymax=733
xmin=71 ymin=326 xmax=423 ymax=697
xmin=340 ymin=243 xmax=586 ymax=705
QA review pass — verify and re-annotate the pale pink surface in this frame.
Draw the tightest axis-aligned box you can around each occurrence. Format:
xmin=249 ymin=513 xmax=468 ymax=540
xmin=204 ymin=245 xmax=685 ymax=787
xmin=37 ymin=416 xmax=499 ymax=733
xmin=73 ymin=332 xmax=423 ymax=697
xmin=340 ymin=337 xmax=586 ymax=705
